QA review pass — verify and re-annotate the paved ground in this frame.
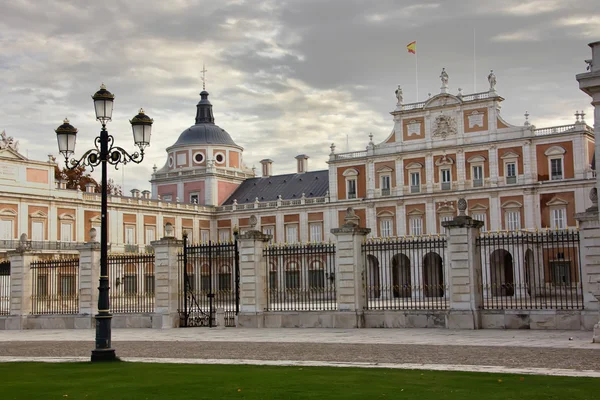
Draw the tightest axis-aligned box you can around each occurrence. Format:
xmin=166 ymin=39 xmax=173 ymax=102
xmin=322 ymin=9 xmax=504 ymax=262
xmin=1 ymin=328 xmax=599 ymax=374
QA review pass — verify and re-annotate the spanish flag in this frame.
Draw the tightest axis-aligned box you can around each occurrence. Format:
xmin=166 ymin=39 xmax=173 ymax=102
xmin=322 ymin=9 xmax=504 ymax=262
xmin=407 ymin=41 xmax=416 ymax=54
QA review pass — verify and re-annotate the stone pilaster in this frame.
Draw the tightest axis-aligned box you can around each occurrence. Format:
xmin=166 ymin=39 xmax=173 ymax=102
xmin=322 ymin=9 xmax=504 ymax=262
xmin=442 ymin=198 xmax=484 ymax=329
xmin=576 ymin=189 xmax=600 ymax=341
xmin=331 ymin=208 xmax=371 ymax=328
xmin=6 ymin=247 xmax=36 ymax=329
xmin=237 ymin=230 xmax=271 ymax=320
xmin=151 ymin=236 xmax=182 ymax=328
xmin=456 ymin=150 xmax=466 ymax=190
xmin=77 ymin=242 xmax=101 ymax=327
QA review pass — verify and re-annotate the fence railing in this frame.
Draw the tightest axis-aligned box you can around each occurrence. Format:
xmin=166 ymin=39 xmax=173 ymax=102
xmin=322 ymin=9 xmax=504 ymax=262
xmin=477 ymin=230 xmax=583 ymax=310
xmin=0 ymin=260 xmax=9 ymax=315
xmin=263 ymin=242 xmax=336 ymax=311
xmin=0 ymin=240 xmax=82 ymax=251
xmin=178 ymin=239 xmax=239 ymax=327
xmin=30 ymin=258 xmax=79 ymax=315
xmin=108 ymin=253 xmax=156 ymax=313
xmin=362 ymin=236 xmax=448 ymax=310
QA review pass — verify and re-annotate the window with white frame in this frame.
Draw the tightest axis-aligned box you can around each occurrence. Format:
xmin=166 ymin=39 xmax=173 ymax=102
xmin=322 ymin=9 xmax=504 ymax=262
xmin=262 ymin=225 xmax=275 ymax=243
xmin=544 ymin=146 xmax=566 ymax=181
xmin=472 ymin=165 xmax=483 ymax=187
xmin=31 ymin=221 xmax=44 ymax=241
xmin=379 ymin=218 xmax=393 ymax=237
xmin=440 ymin=169 xmax=451 ymax=190
xmin=472 ymin=212 xmax=486 ymax=231
xmin=309 ymin=223 xmax=322 ymax=242
xmin=189 ymin=192 xmax=200 ymax=204
xmin=551 ymin=207 xmax=567 ymax=230
xmin=0 ymin=219 xmax=13 ymax=240
xmin=201 ymin=230 xmax=210 ymax=243
xmin=381 ymin=174 xmax=391 ymax=196
xmin=505 ymin=162 xmax=517 ymax=184
xmin=410 ymin=172 xmax=420 ymax=193
xmin=409 ymin=216 xmax=423 ymax=236
xmin=343 ymin=168 xmax=359 ymax=199
xmin=218 ymin=229 xmax=230 ymax=242
xmin=285 ymin=224 xmax=298 ymax=243
xmin=145 ymin=226 xmax=155 ymax=244
xmin=125 ymin=226 xmax=135 ymax=244
xmin=505 ymin=210 xmax=521 ymax=231
xmin=60 ymin=223 xmax=72 ymax=242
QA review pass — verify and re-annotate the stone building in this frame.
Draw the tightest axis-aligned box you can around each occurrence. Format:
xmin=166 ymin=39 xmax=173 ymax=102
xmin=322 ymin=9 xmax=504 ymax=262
xmin=0 ymin=69 xmax=596 ymax=253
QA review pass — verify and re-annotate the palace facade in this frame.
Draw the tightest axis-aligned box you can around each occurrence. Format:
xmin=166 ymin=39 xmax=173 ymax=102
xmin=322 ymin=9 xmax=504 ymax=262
xmin=0 ymin=70 xmax=596 ymax=253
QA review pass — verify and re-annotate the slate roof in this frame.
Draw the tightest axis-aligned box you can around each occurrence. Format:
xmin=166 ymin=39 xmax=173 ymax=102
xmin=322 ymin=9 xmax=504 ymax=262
xmin=223 ymin=170 xmax=329 ymax=205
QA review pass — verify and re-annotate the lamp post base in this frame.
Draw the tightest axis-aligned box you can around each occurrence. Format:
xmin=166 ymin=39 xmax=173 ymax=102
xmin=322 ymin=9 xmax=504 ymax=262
xmin=91 ymin=348 xmax=117 ymax=362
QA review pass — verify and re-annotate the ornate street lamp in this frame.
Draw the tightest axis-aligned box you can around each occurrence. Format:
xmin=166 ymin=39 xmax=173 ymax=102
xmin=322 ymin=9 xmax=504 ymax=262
xmin=55 ymin=84 xmax=153 ymax=362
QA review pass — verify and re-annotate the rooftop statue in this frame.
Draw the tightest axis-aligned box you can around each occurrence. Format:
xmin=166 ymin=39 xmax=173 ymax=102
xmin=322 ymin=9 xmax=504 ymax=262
xmin=488 ymin=70 xmax=497 ymax=91
xmin=395 ymin=85 xmax=403 ymax=105
xmin=0 ymin=130 xmax=19 ymax=152
xmin=440 ymin=68 xmax=449 ymax=87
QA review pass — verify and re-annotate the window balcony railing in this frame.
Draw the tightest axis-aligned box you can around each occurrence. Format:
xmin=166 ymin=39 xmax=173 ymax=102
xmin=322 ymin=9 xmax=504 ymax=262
xmin=441 ymin=182 xmax=451 ymax=191
xmin=381 ymin=188 xmax=391 ymax=196
xmin=506 ymin=176 xmax=517 ymax=185
xmin=551 ymin=173 xmax=563 ymax=181
xmin=472 ymin=179 xmax=483 ymax=187
xmin=410 ymin=185 xmax=420 ymax=194
xmin=348 ymin=193 xmax=357 ymax=199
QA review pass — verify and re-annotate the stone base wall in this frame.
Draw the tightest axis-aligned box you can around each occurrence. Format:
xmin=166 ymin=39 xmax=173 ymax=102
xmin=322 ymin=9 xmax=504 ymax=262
xmin=0 ymin=314 xmax=156 ymax=330
xmin=481 ymin=310 xmax=595 ymax=330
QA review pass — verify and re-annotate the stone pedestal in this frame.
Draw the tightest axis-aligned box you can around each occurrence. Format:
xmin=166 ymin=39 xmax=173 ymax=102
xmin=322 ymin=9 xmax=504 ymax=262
xmin=151 ymin=236 xmax=182 ymax=329
xmin=76 ymin=242 xmax=101 ymax=329
xmin=442 ymin=199 xmax=484 ymax=329
xmin=6 ymin=247 xmax=36 ymax=330
xmin=237 ymin=230 xmax=270 ymax=327
xmin=331 ymin=208 xmax=371 ymax=328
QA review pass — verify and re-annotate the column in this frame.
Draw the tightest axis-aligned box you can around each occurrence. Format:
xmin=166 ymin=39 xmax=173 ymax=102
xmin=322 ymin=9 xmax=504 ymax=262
xmin=366 ymin=160 xmax=375 ymax=198
xmin=396 ymin=202 xmax=406 ymax=236
xmin=488 ymin=146 xmax=498 ymax=187
xmin=6 ymin=247 xmax=36 ymax=329
xmin=575 ymin=189 xmax=600 ymax=341
xmin=425 ymin=153 xmax=434 ymax=193
xmin=151 ymin=235 xmax=182 ymax=328
xmin=456 ymin=150 xmax=466 ymax=190
xmin=77 ymin=241 xmax=101 ymax=328
xmin=489 ymin=194 xmax=501 ymax=231
xmin=522 ymin=140 xmax=534 ymax=184
xmin=237 ymin=230 xmax=271 ymax=327
xmin=442 ymin=198 xmax=484 ymax=329
xmin=523 ymin=188 xmax=536 ymax=229
xmin=331 ymin=208 xmax=371 ymax=328
xmin=366 ymin=204 xmax=377 ymax=238
xmin=395 ymin=157 xmax=404 ymax=196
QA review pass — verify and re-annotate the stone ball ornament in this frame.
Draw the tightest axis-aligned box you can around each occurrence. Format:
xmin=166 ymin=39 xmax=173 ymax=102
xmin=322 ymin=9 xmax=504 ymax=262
xmin=457 ymin=198 xmax=467 ymax=216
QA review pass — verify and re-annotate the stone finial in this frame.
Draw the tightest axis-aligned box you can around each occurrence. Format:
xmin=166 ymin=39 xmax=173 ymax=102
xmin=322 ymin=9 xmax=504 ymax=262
xmin=575 ymin=111 xmax=581 ymax=122
xmin=152 ymin=164 xmax=157 ymax=173
xmin=457 ymin=88 xmax=462 ymax=98
xmin=164 ymin=222 xmax=174 ymax=237
xmin=330 ymin=143 xmax=336 ymax=155
xmin=343 ymin=207 xmax=360 ymax=227
xmin=580 ymin=110 xmax=586 ymax=123
xmin=89 ymin=228 xmax=97 ymax=242
xmin=457 ymin=198 xmax=467 ymax=216
xmin=233 ymin=199 xmax=238 ymax=205
xmin=524 ymin=111 xmax=530 ymax=126
xmin=249 ymin=215 xmax=258 ymax=229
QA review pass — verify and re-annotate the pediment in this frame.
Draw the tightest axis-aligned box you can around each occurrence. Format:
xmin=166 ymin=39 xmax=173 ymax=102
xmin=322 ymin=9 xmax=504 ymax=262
xmin=58 ymin=213 xmax=75 ymax=221
xmin=469 ymin=203 xmax=488 ymax=212
xmin=29 ymin=210 xmax=47 ymax=219
xmin=544 ymin=146 xmax=566 ymax=156
xmin=342 ymin=168 xmax=359 ymax=177
xmin=467 ymin=155 xmax=486 ymax=163
xmin=89 ymin=215 xmax=102 ymax=223
xmin=0 ymin=208 xmax=17 ymax=216
xmin=406 ymin=208 xmax=424 ymax=216
xmin=405 ymin=162 xmax=423 ymax=170
xmin=435 ymin=155 xmax=454 ymax=166
xmin=436 ymin=204 xmax=455 ymax=213
xmin=500 ymin=151 xmax=520 ymax=160
xmin=501 ymin=200 xmax=522 ymax=209
xmin=377 ymin=210 xmax=394 ymax=217
xmin=376 ymin=166 xmax=393 ymax=173
xmin=0 ymin=147 xmax=27 ymax=161
xmin=546 ymin=197 xmax=569 ymax=207
xmin=424 ymin=94 xmax=462 ymax=109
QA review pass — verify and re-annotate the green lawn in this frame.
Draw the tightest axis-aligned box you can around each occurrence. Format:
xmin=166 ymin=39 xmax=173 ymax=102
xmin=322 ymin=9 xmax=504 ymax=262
xmin=0 ymin=362 xmax=597 ymax=399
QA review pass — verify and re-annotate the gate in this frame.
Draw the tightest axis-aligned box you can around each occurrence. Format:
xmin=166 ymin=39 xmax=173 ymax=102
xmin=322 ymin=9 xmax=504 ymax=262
xmin=178 ymin=233 xmax=239 ymax=327
xmin=0 ymin=260 xmax=9 ymax=316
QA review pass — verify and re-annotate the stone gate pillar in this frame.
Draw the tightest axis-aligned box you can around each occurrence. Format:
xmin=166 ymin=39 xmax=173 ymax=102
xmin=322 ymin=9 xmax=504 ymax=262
xmin=6 ymin=239 xmax=36 ymax=330
xmin=576 ymin=189 xmax=600 ymax=342
xmin=237 ymin=227 xmax=271 ymax=328
xmin=77 ymin=237 xmax=101 ymax=329
xmin=331 ymin=207 xmax=371 ymax=328
xmin=151 ymin=229 xmax=182 ymax=329
xmin=442 ymin=198 xmax=484 ymax=329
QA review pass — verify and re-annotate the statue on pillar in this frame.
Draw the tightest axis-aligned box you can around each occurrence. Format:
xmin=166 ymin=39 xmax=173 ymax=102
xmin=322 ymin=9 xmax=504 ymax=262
xmin=488 ymin=70 xmax=497 ymax=91
xmin=440 ymin=68 xmax=449 ymax=88
xmin=395 ymin=85 xmax=403 ymax=105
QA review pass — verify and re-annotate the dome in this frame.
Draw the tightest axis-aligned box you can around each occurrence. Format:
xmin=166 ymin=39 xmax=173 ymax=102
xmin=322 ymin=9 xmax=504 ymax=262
xmin=170 ymin=90 xmax=241 ymax=149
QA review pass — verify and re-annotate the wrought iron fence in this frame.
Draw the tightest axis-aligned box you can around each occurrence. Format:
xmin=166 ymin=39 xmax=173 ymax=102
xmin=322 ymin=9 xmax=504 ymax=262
xmin=263 ymin=242 xmax=336 ymax=311
xmin=178 ymin=236 xmax=239 ymax=327
xmin=108 ymin=253 xmax=155 ymax=313
xmin=362 ymin=236 xmax=448 ymax=310
xmin=477 ymin=229 xmax=583 ymax=310
xmin=30 ymin=258 xmax=79 ymax=314
xmin=0 ymin=260 xmax=9 ymax=315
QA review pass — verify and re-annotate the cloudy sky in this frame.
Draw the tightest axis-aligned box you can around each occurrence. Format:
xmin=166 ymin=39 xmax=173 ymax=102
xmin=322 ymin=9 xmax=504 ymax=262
xmin=0 ymin=0 xmax=597 ymax=193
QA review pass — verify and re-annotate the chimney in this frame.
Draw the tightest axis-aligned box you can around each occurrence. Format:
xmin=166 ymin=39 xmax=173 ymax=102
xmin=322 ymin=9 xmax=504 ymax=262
xmin=295 ymin=154 xmax=309 ymax=173
xmin=141 ymin=190 xmax=151 ymax=199
xmin=260 ymin=159 xmax=273 ymax=178
xmin=130 ymin=188 xmax=141 ymax=198
xmin=85 ymin=183 xmax=96 ymax=193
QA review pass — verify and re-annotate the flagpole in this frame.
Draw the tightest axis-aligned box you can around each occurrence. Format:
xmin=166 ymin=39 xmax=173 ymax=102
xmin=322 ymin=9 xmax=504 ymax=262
xmin=473 ymin=27 xmax=476 ymax=93
xmin=415 ymin=49 xmax=419 ymax=102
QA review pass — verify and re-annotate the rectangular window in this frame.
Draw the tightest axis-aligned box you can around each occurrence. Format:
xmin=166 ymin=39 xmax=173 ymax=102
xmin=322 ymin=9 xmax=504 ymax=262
xmin=309 ymin=269 xmax=325 ymax=288
xmin=218 ymin=273 xmax=232 ymax=291
xmin=31 ymin=221 xmax=43 ymax=241
xmin=550 ymin=158 xmax=563 ymax=180
xmin=551 ymin=208 xmax=566 ymax=230
xmin=269 ymin=270 xmax=278 ymax=290
xmin=162 ymin=194 xmax=173 ymax=202
xmin=190 ymin=193 xmax=200 ymax=204
xmin=410 ymin=172 xmax=420 ymax=193
xmin=145 ymin=275 xmax=155 ymax=295
xmin=506 ymin=162 xmax=517 ymax=184
xmin=472 ymin=165 xmax=483 ymax=187
xmin=201 ymin=230 xmax=210 ymax=243
xmin=551 ymin=259 xmax=571 ymax=285
xmin=125 ymin=226 xmax=135 ymax=244
xmin=201 ymin=275 xmax=211 ymax=292
xmin=60 ymin=223 xmax=72 ymax=242
xmin=36 ymin=275 xmax=48 ymax=297
xmin=218 ymin=229 xmax=230 ymax=242
xmin=381 ymin=175 xmax=391 ymax=196
xmin=145 ymin=226 xmax=155 ymax=245
xmin=285 ymin=270 xmax=300 ymax=289
xmin=309 ymin=223 xmax=322 ymax=242
xmin=347 ymin=179 xmax=357 ymax=199
xmin=441 ymin=169 xmax=451 ymax=190
xmin=380 ymin=218 xmax=393 ymax=237
xmin=472 ymin=212 xmax=486 ymax=231
xmin=286 ymin=224 xmax=298 ymax=243
xmin=124 ymin=275 xmax=137 ymax=295
xmin=59 ymin=275 xmax=75 ymax=297
xmin=262 ymin=226 xmax=274 ymax=243
xmin=409 ymin=217 xmax=422 ymax=236
xmin=505 ymin=211 xmax=521 ymax=231
xmin=186 ymin=273 xmax=195 ymax=292
xmin=0 ymin=219 xmax=13 ymax=240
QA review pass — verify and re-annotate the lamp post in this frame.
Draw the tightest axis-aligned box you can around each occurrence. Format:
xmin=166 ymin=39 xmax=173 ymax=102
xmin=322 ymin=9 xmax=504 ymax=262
xmin=55 ymin=84 xmax=153 ymax=362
